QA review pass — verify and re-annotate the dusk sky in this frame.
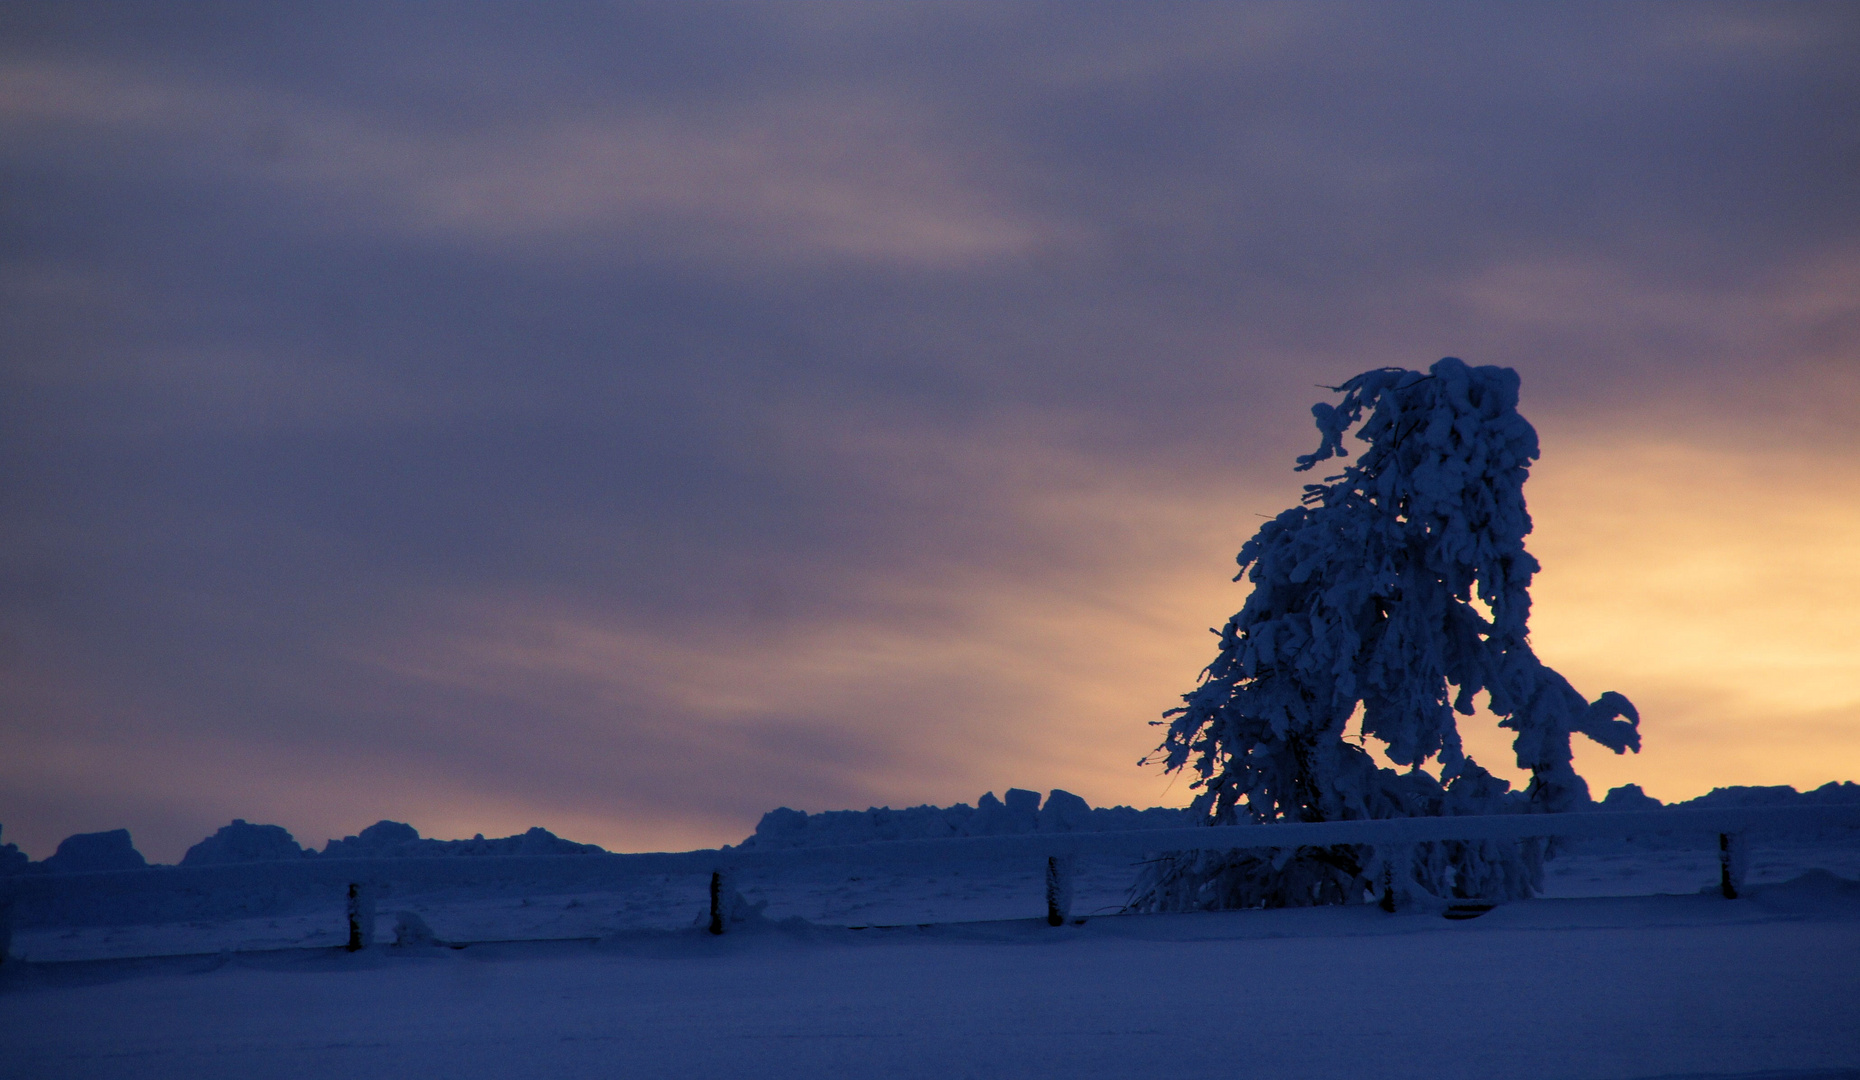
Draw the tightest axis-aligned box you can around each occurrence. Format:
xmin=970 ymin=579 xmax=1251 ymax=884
xmin=3 ymin=2 xmax=1857 ymax=862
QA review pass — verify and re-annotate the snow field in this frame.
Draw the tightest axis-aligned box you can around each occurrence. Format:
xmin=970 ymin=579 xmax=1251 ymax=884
xmin=3 ymin=879 xmax=1858 ymax=1080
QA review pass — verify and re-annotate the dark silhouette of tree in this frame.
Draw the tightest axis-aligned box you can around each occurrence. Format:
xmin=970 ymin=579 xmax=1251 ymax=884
xmin=1135 ymin=358 xmax=1639 ymax=909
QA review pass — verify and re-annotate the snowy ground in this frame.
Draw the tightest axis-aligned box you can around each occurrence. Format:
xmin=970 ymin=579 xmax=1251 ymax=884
xmin=11 ymin=831 xmax=1859 ymax=964
xmin=3 ymin=832 xmax=1859 ymax=1079
xmin=4 ymin=877 xmax=1860 ymax=1080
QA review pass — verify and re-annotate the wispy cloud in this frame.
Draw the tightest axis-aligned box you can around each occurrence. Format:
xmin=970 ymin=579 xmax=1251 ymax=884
xmin=0 ymin=60 xmax=1071 ymax=267
xmin=3 ymin=3 xmax=1857 ymax=861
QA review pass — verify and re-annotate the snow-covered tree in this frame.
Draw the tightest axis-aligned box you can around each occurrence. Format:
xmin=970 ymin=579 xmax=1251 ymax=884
xmin=1133 ymin=358 xmax=1640 ymax=910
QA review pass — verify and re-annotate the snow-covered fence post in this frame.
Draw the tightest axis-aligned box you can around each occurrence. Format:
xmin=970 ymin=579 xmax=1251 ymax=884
xmin=708 ymin=867 xmax=733 ymax=935
xmin=1045 ymin=855 xmax=1075 ymax=926
xmin=345 ymin=881 xmax=377 ymax=951
xmin=1378 ymin=843 xmax=1420 ymax=912
xmin=1718 ymin=832 xmax=1748 ymax=899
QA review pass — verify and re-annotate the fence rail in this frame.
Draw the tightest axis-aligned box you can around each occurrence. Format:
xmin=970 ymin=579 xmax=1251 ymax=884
xmin=4 ymin=803 xmax=1857 ymax=959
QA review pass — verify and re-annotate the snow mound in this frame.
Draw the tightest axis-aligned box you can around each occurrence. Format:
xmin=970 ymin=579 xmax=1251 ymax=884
xmin=0 ymin=825 xmax=28 ymax=876
xmin=392 ymin=910 xmax=442 ymax=947
xmin=37 ymin=829 xmax=147 ymax=873
xmin=182 ymin=820 xmax=311 ymax=866
xmin=319 ymin=821 xmax=606 ymax=859
xmin=1598 ymin=784 xmax=1663 ymax=812
xmin=1678 ymin=782 xmax=1860 ymax=809
xmin=739 ymin=789 xmax=1193 ymax=849
xmin=1748 ymin=868 xmax=1860 ymax=916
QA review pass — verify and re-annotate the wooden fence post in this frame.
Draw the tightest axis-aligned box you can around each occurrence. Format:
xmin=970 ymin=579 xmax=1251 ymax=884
xmin=346 ymin=882 xmax=377 ymax=951
xmin=1045 ymin=855 xmax=1075 ymax=926
xmin=1718 ymin=832 xmax=1748 ymax=899
xmin=708 ymin=868 xmax=732 ymax=935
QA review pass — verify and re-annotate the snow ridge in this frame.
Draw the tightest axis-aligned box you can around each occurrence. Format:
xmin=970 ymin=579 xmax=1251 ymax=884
xmin=738 ymin=789 xmax=1193 ymax=850
xmin=1 ymin=783 xmax=1854 ymax=873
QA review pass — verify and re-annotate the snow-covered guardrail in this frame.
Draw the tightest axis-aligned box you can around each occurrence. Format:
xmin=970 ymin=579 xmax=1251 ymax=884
xmin=3 ymin=804 xmax=1857 ymax=959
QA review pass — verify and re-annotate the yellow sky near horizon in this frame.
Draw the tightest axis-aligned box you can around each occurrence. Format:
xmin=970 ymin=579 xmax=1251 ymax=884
xmin=1523 ymin=435 xmax=1860 ymax=802
xmin=385 ymin=423 xmax=1860 ymax=850
xmin=9 ymin=417 xmax=1853 ymax=864
xmin=800 ymin=424 xmax=1860 ymax=814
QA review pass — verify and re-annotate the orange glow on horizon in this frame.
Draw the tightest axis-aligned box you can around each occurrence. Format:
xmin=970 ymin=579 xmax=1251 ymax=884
xmin=12 ymin=419 xmax=1854 ymax=864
